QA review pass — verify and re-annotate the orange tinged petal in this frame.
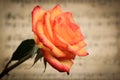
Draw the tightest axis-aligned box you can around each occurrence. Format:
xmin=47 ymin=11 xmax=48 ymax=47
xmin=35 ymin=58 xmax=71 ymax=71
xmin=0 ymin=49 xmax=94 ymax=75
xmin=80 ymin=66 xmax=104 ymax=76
xmin=67 ymin=41 xmax=87 ymax=54
xmin=49 ymin=4 xmax=62 ymax=25
xmin=53 ymin=33 xmax=68 ymax=50
xmin=32 ymin=5 xmax=45 ymax=33
xmin=76 ymin=48 xmax=88 ymax=56
xmin=43 ymin=12 xmax=53 ymax=42
xmin=44 ymin=51 xmax=73 ymax=72
xmin=62 ymin=12 xmax=78 ymax=31
xmin=59 ymin=50 xmax=76 ymax=59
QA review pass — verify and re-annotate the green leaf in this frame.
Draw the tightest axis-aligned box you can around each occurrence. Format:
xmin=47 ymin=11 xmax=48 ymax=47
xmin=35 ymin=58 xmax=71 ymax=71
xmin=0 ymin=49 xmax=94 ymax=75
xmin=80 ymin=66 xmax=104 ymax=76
xmin=32 ymin=48 xmax=43 ymax=66
xmin=4 ymin=39 xmax=36 ymax=70
xmin=11 ymin=39 xmax=35 ymax=60
xmin=37 ymin=48 xmax=43 ymax=61
xmin=43 ymin=58 xmax=47 ymax=72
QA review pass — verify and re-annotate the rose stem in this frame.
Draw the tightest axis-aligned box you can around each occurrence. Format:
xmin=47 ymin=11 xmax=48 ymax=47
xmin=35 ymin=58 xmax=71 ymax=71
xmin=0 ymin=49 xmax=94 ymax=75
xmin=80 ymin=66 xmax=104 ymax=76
xmin=0 ymin=53 xmax=33 ymax=79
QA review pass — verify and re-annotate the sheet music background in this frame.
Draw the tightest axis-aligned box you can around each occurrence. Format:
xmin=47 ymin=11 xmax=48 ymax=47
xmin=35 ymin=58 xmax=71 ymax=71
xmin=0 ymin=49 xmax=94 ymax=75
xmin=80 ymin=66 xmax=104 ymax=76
xmin=0 ymin=0 xmax=120 ymax=80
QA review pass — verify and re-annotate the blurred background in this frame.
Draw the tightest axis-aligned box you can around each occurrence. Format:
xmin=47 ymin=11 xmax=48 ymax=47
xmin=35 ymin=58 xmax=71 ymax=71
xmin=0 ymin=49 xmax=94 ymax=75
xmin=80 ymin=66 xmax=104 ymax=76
xmin=0 ymin=0 xmax=120 ymax=80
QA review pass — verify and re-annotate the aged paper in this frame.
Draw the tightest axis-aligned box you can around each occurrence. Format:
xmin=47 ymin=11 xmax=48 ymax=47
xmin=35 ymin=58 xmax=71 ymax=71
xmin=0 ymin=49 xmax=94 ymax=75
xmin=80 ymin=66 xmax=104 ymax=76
xmin=0 ymin=0 xmax=120 ymax=80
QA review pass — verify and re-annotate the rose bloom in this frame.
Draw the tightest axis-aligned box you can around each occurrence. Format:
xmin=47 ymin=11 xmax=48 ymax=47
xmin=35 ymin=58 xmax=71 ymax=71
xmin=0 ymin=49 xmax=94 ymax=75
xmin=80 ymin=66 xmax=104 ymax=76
xmin=32 ymin=5 xmax=88 ymax=74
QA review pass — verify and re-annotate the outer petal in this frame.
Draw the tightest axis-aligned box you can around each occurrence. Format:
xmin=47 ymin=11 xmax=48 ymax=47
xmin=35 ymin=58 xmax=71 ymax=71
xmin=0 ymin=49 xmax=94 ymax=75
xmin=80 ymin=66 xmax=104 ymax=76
xmin=32 ymin=5 xmax=45 ymax=33
xmin=76 ymin=48 xmax=88 ymax=56
xmin=68 ymin=41 xmax=88 ymax=56
xmin=43 ymin=50 xmax=73 ymax=72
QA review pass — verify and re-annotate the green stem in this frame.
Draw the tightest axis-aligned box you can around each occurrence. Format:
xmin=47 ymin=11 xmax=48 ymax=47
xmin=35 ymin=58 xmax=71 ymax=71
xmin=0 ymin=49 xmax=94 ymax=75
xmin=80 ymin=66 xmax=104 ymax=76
xmin=0 ymin=53 xmax=32 ymax=79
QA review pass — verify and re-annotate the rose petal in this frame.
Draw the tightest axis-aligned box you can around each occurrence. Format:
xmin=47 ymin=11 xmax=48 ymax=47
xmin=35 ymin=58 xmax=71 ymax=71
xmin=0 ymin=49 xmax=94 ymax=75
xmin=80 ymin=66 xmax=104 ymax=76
xmin=68 ymin=41 xmax=88 ymax=56
xmin=43 ymin=50 xmax=73 ymax=72
xmin=76 ymin=48 xmax=88 ymax=56
xmin=49 ymin=4 xmax=62 ymax=25
xmin=53 ymin=12 xmax=84 ymax=45
xmin=43 ymin=12 xmax=53 ymax=42
xmin=63 ymin=12 xmax=79 ymax=31
xmin=53 ymin=31 xmax=68 ymax=50
xmin=32 ymin=5 xmax=45 ymax=33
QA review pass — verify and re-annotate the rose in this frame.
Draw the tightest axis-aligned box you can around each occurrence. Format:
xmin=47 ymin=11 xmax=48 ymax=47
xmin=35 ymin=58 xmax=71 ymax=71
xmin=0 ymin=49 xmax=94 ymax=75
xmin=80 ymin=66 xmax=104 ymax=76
xmin=32 ymin=5 xmax=88 ymax=73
